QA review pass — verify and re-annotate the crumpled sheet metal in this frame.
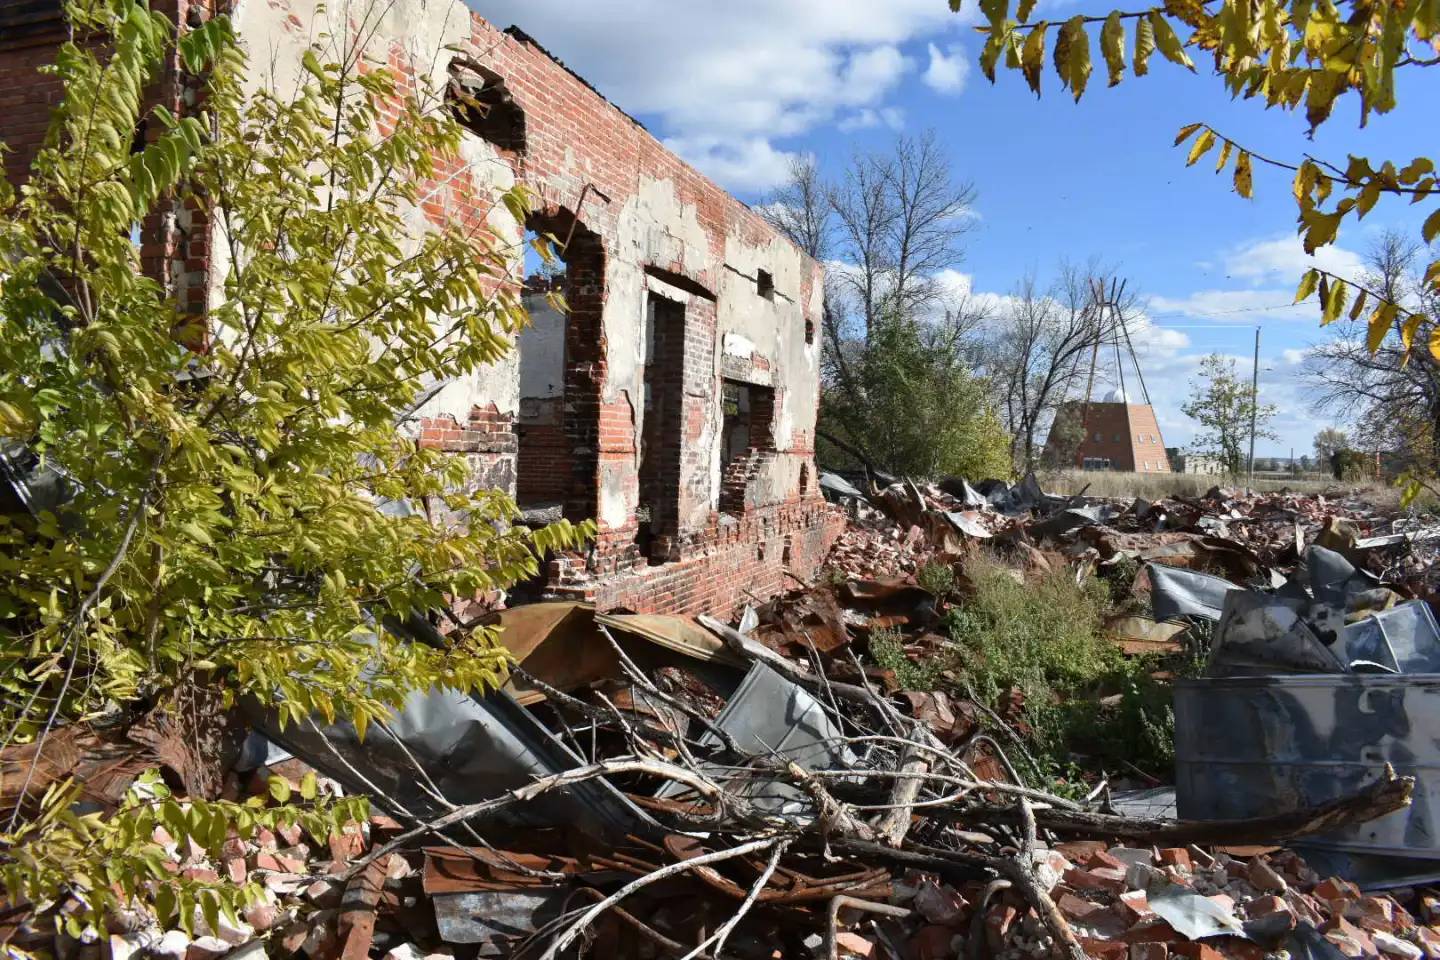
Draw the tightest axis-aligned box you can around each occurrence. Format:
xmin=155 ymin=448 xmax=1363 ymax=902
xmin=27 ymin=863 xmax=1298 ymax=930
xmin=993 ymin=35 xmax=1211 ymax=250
xmin=1103 ymin=614 xmax=1188 ymax=655
xmin=1306 ymin=545 xmax=1388 ymax=614
xmin=1333 ymin=600 xmax=1440 ymax=674
xmin=1174 ymin=673 xmax=1440 ymax=863
xmin=1207 ymin=590 xmax=1346 ymax=676
xmin=245 ymin=654 xmax=655 ymax=840
xmin=820 ymin=471 xmax=868 ymax=503
xmin=486 ymin=601 xmax=743 ymax=705
xmin=1147 ymin=563 xmax=1243 ymax=622
xmin=1147 ymin=881 xmax=1248 ymax=939
xmin=659 ymin=662 xmax=854 ymax=817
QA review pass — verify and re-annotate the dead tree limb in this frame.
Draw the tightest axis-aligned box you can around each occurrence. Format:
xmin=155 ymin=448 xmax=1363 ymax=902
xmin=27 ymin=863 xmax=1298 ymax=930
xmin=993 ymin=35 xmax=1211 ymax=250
xmin=340 ymin=757 xmax=770 ymax=881
xmin=874 ymin=743 xmax=928 ymax=847
xmin=950 ymin=766 xmax=1414 ymax=846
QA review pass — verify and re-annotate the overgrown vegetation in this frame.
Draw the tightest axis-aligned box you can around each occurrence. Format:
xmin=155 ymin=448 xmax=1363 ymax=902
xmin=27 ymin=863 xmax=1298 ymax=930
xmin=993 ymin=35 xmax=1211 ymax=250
xmin=947 ymin=0 xmax=1440 ymax=501
xmin=820 ymin=316 xmax=1012 ymax=479
xmin=0 ymin=0 xmax=587 ymax=930
xmin=888 ymin=556 xmax=1179 ymax=785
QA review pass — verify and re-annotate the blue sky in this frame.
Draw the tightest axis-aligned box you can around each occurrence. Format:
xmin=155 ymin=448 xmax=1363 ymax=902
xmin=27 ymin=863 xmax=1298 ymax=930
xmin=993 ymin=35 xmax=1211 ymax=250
xmin=474 ymin=0 xmax=1440 ymax=459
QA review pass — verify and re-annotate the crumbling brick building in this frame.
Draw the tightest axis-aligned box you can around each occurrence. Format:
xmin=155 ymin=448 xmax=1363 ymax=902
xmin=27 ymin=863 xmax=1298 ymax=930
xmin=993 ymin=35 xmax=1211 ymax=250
xmin=1043 ymin=394 xmax=1173 ymax=473
xmin=0 ymin=0 xmax=843 ymax=616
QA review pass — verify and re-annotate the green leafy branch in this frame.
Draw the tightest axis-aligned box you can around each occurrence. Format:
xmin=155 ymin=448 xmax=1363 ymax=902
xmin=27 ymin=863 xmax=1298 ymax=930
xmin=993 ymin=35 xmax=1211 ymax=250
xmin=1 ymin=771 xmax=367 ymax=936
xmin=961 ymin=0 xmax=1440 ymax=124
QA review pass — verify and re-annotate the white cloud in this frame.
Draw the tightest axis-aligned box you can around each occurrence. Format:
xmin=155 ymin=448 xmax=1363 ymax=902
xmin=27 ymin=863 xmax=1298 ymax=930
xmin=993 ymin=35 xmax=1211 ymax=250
xmin=836 ymin=106 xmax=906 ymax=132
xmin=473 ymin=1 xmax=966 ymax=190
xmin=1146 ymin=234 xmax=1369 ymax=326
xmin=922 ymin=42 xmax=970 ymax=94
xmin=1221 ymin=235 xmax=1365 ymax=286
xmin=1147 ymin=288 xmax=1318 ymax=323
xmin=662 ymin=136 xmax=799 ymax=193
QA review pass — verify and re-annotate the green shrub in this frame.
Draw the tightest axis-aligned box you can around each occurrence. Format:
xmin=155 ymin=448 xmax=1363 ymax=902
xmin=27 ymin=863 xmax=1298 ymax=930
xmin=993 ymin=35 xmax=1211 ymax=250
xmin=941 ymin=558 xmax=1176 ymax=783
xmin=917 ymin=561 xmax=957 ymax=598
xmin=869 ymin=625 xmax=944 ymax=691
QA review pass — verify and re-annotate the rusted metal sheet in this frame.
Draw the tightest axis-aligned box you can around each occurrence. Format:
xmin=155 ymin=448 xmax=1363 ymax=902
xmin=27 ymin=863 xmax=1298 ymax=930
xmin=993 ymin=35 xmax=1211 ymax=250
xmin=1174 ymin=674 xmax=1440 ymax=861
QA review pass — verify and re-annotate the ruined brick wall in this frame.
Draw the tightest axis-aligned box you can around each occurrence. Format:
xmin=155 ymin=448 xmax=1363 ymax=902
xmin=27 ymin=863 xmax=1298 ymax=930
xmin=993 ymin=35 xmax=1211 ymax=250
xmin=0 ymin=0 xmax=843 ymax=616
xmin=0 ymin=0 xmax=213 ymax=318
xmin=0 ymin=4 xmax=65 ymax=189
xmin=550 ymin=501 xmax=846 ymax=617
xmin=1045 ymin=402 xmax=1172 ymax=472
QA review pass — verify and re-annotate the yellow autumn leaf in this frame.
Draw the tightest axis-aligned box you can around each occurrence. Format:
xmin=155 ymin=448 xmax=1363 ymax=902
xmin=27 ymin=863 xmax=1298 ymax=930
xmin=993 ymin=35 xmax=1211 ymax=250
xmin=1061 ymin=16 xmax=1092 ymax=101
xmin=1401 ymin=311 xmax=1423 ymax=352
xmin=1234 ymin=151 xmax=1253 ymax=198
xmin=1214 ymin=139 xmax=1233 ymax=173
xmin=1294 ymin=268 xmax=1320 ymax=303
xmin=1022 ymin=23 xmax=1048 ymax=94
xmin=1186 ymin=128 xmax=1216 ymax=166
xmin=1322 ymin=277 xmax=1348 ymax=325
xmin=1101 ymin=11 xmax=1126 ymax=86
xmin=1150 ymin=11 xmax=1194 ymax=69
xmin=1173 ymin=121 xmax=1203 ymax=146
xmin=1348 ymin=288 xmax=1368 ymax=322
xmin=1367 ymin=301 xmax=1397 ymax=353
xmin=1424 ymin=207 xmax=1440 ymax=244
xmin=1134 ymin=14 xmax=1155 ymax=76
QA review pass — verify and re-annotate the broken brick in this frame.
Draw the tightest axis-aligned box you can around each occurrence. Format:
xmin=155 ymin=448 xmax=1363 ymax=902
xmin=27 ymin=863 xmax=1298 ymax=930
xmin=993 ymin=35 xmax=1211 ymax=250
xmin=910 ymin=924 xmax=959 ymax=960
xmin=1058 ymin=893 xmax=1107 ymax=921
xmin=1080 ymin=938 xmax=1129 ymax=960
xmin=1171 ymin=943 xmax=1223 ymax=960
xmin=1244 ymin=896 xmax=1290 ymax=919
xmin=1121 ymin=920 xmax=1184 ymax=944
xmin=1315 ymin=878 xmax=1362 ymax=902
xmin=1117 ymin=890 xmax=1152 ymax=925
xmin=913 ymin=881 xmax=968 ymax=927
xmin=985 ymin=903 xmax=1019 ymax=953
xmin=1156 ymin=849 xmax=1192 ymax=871
xmin=834 ymin=932 xmax=875 ymax=958
xmin=1065 ymin=866 xmax=1128 ymax=895
xmin=1056 ymin=840 xmax=1110 ymax=862
xmin=1129 ymin=943 xmax=1168 ymax=960
xmin=1247 ymin=858 xmax=1287 ymax=894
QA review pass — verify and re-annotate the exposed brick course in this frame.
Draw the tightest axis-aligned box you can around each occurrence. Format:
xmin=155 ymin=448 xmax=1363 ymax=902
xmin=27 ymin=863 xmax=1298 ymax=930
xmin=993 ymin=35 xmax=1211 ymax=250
xmin=0 ymin=0 xmax=840 ymax=617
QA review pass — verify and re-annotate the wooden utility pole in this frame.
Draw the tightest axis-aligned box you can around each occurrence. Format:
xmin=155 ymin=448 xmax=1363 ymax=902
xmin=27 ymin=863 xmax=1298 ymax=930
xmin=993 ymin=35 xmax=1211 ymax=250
xmin=1247 ymin=326 xmax=1260 ymax=490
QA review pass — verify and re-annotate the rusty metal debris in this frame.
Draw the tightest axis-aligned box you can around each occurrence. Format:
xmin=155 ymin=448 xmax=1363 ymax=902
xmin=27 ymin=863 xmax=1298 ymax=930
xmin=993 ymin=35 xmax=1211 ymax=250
xmin=14 ymin=476 xmax=1440 ymax=959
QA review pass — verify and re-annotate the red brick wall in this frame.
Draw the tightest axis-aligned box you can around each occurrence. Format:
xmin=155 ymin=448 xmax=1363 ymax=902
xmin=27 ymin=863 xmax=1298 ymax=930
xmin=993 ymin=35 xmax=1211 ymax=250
xmin=0 ymin=0 xmax=212 ymax=316
xmin=549 ymin=499 xmax=845 ymax=617
xmin=514 ymin=415 xmax=569 ymax=505
xmin=1045 ymin=402 xmax=1172 ymax=472
xmin=418 ymin=403 xmax=519 ymax=493
xmin=0 ymin=31 xmax=65 ymax=188
xmin=0 ymin=1 xmax=839 ymax=618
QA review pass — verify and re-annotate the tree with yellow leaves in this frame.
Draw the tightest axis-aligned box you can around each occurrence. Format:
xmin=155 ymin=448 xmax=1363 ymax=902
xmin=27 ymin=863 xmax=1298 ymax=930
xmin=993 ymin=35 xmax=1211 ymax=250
xmin=949 ymin=0 xmax=1438 ymax=495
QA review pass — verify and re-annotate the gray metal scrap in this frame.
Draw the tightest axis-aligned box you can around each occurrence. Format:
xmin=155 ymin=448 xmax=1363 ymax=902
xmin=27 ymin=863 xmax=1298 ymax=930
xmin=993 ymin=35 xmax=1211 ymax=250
xmin=1146 ymin=563 xmax=1242 ymax=622
xmin=1174 ymin=673 xmax=1440 ymax=874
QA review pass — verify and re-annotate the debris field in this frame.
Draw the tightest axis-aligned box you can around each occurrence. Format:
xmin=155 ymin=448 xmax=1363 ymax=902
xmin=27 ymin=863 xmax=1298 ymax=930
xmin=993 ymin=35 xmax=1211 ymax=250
xmin=7 ymin=473 xmax=1440 ymax=960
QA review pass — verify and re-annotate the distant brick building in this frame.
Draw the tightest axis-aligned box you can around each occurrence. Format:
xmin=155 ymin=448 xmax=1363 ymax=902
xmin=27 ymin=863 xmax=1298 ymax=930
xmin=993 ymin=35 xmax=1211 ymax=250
xmin=1043 ymin=392 xmax=1172 ymax=473
xmin=0 ymin=0 xmax=843 ymax=617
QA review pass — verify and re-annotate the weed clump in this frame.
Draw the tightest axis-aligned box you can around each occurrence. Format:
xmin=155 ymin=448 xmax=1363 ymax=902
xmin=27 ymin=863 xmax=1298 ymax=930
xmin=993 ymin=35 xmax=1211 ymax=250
xmin=870 ymin=625 xmax=944 ymax=690
xmin=891 ymin=556 xmax=1178 ymax=785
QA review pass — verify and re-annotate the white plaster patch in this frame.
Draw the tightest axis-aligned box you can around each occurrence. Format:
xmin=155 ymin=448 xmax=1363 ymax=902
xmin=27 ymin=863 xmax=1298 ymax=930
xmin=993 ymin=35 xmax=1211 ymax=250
xmin=723 ymin=332 xmax=756 ymax=359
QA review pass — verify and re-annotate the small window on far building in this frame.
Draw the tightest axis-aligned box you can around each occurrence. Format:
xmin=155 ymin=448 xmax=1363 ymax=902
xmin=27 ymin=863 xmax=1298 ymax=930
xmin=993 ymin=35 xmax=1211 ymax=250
xmin=1094 ymin=432 xmax=1102 ymax=442
xmin=756 ymin=269 xmax=775 ymax=301
xmin=1114 ymin=433 xmax=1123 ymax=442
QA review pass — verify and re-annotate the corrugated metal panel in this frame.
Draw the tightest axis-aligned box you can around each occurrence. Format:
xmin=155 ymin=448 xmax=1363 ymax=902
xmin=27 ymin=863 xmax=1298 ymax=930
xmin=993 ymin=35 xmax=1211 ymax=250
xmin=1175 ymin=674 xmax=1440 ymax=859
